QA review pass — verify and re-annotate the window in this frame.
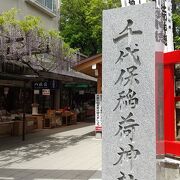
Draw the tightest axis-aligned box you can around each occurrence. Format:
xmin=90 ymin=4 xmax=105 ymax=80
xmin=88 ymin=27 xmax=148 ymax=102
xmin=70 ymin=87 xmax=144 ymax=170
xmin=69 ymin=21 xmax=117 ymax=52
xmin=36 ymin=0 xmax=56 ymax=12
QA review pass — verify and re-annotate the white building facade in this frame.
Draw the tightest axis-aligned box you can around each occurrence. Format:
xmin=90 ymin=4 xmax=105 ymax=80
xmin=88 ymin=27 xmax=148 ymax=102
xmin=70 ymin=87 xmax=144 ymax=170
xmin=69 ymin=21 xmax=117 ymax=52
xmin=0 ymin=0 xmax=60 ymax=30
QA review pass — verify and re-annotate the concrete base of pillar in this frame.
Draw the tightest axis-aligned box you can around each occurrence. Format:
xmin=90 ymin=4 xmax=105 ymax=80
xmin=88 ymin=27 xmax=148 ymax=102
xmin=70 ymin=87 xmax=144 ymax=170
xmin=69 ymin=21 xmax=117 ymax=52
xmin=95 ymin=132 xmax=102 ymax=139
xmin=157 ymin=157 xmax=180 ymax=180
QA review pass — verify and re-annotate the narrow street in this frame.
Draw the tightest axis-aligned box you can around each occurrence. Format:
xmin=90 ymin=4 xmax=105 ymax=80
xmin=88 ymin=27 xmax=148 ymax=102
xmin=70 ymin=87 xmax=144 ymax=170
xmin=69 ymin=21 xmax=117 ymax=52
xmin=0 ymin=123 xmax=102 ymax=180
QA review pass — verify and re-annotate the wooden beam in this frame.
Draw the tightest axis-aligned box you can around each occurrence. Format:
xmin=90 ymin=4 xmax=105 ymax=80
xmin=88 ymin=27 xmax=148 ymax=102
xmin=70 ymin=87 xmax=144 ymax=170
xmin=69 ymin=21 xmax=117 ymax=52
xmin=74 ymin=55 xmax=102 ymax=71
xmin=97 ymin=63 xmax=102 ymax=94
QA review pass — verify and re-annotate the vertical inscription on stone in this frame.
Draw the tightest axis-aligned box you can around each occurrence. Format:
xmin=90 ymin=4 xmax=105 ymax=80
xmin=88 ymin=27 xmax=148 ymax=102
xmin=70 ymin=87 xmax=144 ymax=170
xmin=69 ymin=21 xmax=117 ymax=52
xmin=103 ymin=3 xmax=157 ymax=180
xmin=113 ymin=16 xmax=142 ymax=180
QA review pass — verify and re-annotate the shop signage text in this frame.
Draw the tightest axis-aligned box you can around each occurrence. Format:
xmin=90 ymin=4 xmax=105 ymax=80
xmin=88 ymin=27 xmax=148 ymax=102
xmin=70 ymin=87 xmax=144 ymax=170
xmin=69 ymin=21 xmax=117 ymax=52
xmin=33 ymin=80 xmax=59 ymax=89
xmin=95 ymin=94 xmax=102 ymax=132
xmin=42 ymin=89 xmax=50 ymax=96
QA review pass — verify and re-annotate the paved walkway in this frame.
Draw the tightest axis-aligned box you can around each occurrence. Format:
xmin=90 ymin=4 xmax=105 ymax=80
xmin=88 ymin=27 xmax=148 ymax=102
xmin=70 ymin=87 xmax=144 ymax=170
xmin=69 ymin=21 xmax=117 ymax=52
xmin=0 ymin=123 xmax=102 ymax=180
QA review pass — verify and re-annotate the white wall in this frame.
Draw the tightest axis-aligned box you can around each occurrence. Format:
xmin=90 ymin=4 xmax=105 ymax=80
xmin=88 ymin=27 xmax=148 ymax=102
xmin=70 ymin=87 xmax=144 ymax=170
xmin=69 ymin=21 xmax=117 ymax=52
xmin=0 ymin=0 xmax=60 ymax=30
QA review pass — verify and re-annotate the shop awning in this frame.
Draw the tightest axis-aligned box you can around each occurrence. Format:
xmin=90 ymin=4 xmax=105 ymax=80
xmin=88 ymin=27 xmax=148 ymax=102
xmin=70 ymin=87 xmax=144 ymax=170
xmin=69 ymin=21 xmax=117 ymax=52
xmin=64 ymin=83 xmax=91 ymax=88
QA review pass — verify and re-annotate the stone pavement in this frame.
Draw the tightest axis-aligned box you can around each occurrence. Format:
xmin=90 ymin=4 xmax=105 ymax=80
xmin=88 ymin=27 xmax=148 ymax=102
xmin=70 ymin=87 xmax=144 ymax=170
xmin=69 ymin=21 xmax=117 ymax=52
xmin=0 ymin=123 xmax=102 ymax=180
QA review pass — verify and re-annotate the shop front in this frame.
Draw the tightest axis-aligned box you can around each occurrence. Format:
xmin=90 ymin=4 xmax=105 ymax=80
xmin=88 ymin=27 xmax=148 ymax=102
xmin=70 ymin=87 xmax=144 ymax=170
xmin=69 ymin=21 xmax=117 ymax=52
xmin=63 ymin=82 xmax=96 ymax=122
xmin=0 ymin=77 xmax=33 ymax=137
xmin=73 ymin=54 xmax=102 ymax=137
xmin=0 ymin=71 xmax=96 ymax=138
xmin=32 ymin=79 xmax=59 ymax=114
xmin=0 ymin=81 xmax=32 ymax=113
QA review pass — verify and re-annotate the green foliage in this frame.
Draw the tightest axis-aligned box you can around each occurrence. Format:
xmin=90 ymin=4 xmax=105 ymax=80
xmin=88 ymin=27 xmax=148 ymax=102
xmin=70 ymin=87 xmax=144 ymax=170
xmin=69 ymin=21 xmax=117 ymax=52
xmin=18 ymin=16 xmax=41 ymax=33
xmin=60 ymin=0 xmax=91 ymax=55
xmin=0 ymin=9 xmax=43 ymax=34
xmin=48 ymin=29 xmax=61 ymax=38
xmin=37 ymin=27 xmax=47 ymax=37
xmin=173 ymin=0 xmax=180 ymax=49
xmin=48 ymin=29 xmax=77 ymax=58
xmin=60 ymin=0 xmax=121 ymax=56
xmin=173 ymin=13 xmax=180 ymax=49
xmin=174 ymin=36 xmax=180 ymax=49
xmin=173 ymin=13 xmax=180 ymax=26
xmin=0 ymin=8 xmax=77 ymax=62
xmin=62 ymin=42 xmax=77 ymax=58
xmin=0 ymin=8 xmax=19 ymax=26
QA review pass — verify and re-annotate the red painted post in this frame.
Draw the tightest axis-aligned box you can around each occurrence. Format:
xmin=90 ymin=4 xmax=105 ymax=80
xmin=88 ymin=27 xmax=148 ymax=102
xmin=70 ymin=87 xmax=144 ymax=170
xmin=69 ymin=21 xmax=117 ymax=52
xmin=164 ymin=63 xmax=175 ymax=141
xmin=164 ymin=50 xmax=180 ymax=156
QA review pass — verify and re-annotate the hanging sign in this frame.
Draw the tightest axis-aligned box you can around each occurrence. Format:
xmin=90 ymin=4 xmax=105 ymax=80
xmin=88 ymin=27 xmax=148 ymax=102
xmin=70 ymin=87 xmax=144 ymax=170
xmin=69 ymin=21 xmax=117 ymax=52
xmin=34 ymin=90 xmax=40 ymax=95
xmin=42 ymin=89 xmax=50 ymax=96
xmin=33 ymin=80 xmax=59 ymax=89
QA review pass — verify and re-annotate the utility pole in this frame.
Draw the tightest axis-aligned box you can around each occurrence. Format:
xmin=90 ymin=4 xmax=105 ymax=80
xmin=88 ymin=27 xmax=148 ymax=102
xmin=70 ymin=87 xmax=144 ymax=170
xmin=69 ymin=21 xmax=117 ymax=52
xmin=22 ymin=81 xmax=26 ymax=141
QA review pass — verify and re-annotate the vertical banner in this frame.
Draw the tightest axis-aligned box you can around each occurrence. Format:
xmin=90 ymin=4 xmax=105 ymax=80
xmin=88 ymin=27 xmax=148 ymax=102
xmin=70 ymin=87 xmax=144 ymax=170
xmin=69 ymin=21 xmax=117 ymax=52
xmin=95 ymin=94 xmax=102 ymax=132
xmin=121 ymin=0 xmax=174 ymax=52
xmin=103 ymin=2 xmax=164 ymax=180
xmin=162 ymin=0 xmax=174 ymax=52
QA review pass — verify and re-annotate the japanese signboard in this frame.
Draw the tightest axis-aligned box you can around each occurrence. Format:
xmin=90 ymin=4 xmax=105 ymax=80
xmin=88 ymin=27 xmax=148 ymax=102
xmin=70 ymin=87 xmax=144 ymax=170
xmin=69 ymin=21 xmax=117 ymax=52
xmin=42 ymin=89 xmax=50 ymax=96
xmin=95 ymin=94 xmax=102 ymax=132
xmin=102 ymin=2 xmax=164 ymax=180
xmin=34 ymin=90 xmax=40 ymax=95
xmin=33 ymin=80 xmax=59 ymax=89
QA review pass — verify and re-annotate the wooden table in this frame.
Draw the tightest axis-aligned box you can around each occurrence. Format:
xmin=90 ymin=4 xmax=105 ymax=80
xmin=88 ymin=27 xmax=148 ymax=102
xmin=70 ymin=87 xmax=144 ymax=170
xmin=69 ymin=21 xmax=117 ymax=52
xmin=61 ymin=111 xmax=74 ymax=125
xmin=13 ymin=120 xmax=23 ymax=136
xmin=55 ymin=110 xmax=63 ymax=126
xmin=0 ymin=121 xmax=14 ymax=136
xmin=32 ymin=114 xmax=44 ymax=129
xmin=26 ymin=115 xmax=44 ymax=129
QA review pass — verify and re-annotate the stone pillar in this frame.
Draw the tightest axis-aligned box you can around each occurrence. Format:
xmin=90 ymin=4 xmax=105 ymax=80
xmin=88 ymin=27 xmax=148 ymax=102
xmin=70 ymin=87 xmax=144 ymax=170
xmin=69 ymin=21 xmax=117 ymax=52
xmin=102 ymin=3 xmax=164 ymax=179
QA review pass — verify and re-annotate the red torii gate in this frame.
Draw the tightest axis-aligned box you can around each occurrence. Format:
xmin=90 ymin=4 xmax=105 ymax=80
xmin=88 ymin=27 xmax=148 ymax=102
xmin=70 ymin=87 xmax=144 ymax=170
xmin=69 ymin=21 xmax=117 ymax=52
xmin=164 ymin=50 xmax=180 ymax=156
